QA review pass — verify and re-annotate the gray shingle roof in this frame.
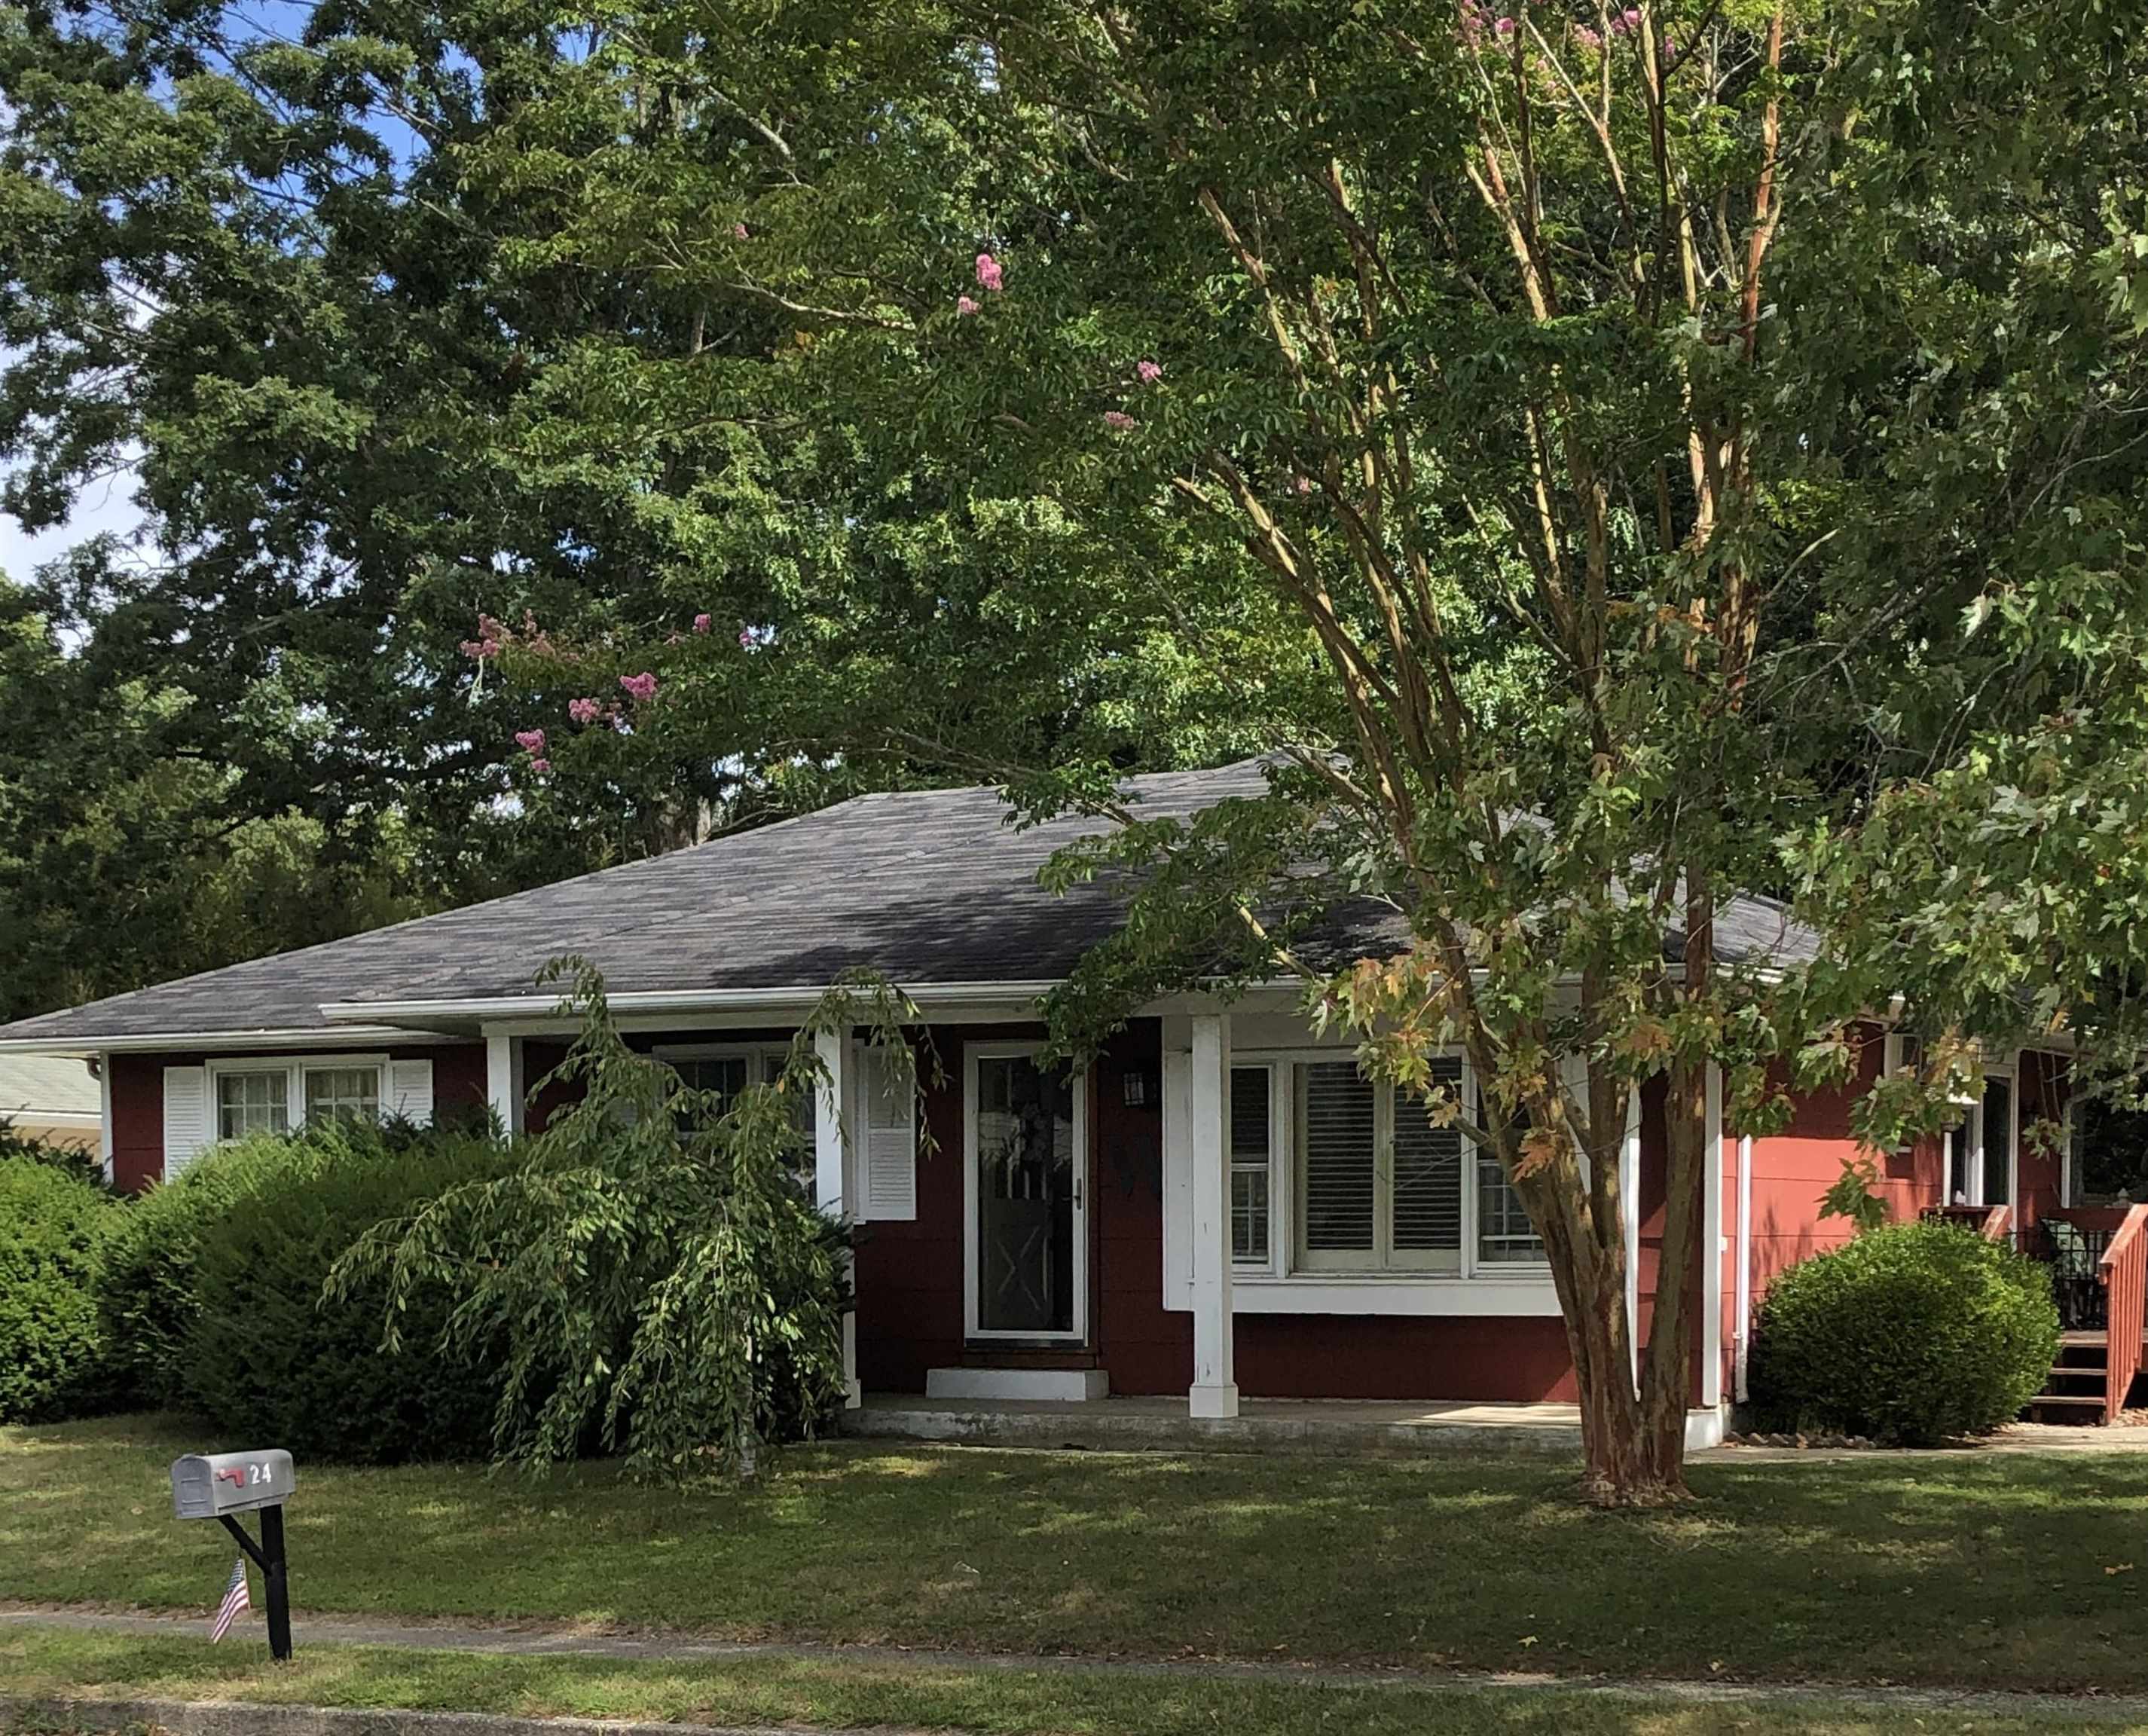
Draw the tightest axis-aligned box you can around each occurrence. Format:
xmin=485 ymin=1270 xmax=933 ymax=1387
xmin=0 ymin=759 xmax=1818 ymax=1048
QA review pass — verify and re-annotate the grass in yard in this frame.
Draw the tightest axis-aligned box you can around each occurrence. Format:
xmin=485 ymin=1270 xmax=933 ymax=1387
xmin=5 ymin=1415 xmax=2145 ymax=1693
xmin=4 ymin=1628 xmax=2143 ymax=1736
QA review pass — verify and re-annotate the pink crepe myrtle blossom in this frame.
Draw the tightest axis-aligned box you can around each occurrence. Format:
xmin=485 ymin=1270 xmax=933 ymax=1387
xmin=1103 ymin=410 xmax=1137 ymax=430
xmin=530 ymin=758 xmax=550 ymax=775
xmin=1493 ymin=15 xmax=1515 ymax=34
xmin=734 ymin=222 xmax=749 ymax=240
xmin=1572 ymin=20 xmax=1602 ymax=45
xmin=974 ymin=252 xmax=1004 ymax=292
xmin=956 ymin=294 xmax=981 ymax=316
xmin=1291 ymin=473 xmax=1314 ymax=496
xmin=567 ymin=698 xmax=601 ymax=725
xmin=1136 ymin=359 xmax=1163 ymax=384
xmin=1609 ymin=6 xmax=1639 ymax=32
xmin=620 ymin=671 xmax=658 ymax=702
xmin=693 ymin=613 xmax=713 ymax=634
xmin=514 ymin=729 xmax=546 ymax=755
xmin=459 ymin=637 xmax=500 ymax=661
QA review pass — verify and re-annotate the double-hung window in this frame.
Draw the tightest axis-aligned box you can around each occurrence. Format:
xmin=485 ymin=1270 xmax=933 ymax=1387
xmin=1228 ymin=1051 xmax=1546 ymax=1276
xmin=216 ymin=1069 xmax=291 ymax=1142
xmin=213 ymin=1059 xmax=387 ymax=1142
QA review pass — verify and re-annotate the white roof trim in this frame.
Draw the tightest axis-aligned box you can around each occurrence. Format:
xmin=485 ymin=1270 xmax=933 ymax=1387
xmin=319 ymin=980 xmax=1068 ymax=1024
xmin=0 ymin=1026 xmax=469 ymax=1058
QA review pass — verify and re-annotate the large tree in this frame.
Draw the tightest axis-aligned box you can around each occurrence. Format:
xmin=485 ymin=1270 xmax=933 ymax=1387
xmin=0 ymin=0 xmax=1262 ymax=1010
xmin=466 ymin=0 xmax=2148 ymax=1502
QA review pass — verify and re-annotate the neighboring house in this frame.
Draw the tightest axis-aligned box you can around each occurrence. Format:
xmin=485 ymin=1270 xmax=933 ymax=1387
xmin=0 ymin=1052 xmax=102 ymax=1150
xmin=0 ymin=762 xmax=2109 ymax=1438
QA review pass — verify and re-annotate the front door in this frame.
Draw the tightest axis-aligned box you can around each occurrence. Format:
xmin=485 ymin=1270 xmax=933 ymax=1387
xmin=1946 ymin=1071 xmax=2015 ymax=1208
xmin=967 ymin=1049 xmax=1086 ymax=1340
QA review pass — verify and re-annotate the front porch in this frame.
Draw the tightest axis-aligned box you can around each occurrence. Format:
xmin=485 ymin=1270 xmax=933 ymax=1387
xmin=841 ymin=1392 xmax=1593 ymax=1454
xmin=1926 ymin=1202 xmax=2148 ymax=1423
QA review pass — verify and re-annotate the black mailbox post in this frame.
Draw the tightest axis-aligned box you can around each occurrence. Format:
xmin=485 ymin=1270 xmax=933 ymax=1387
xmin=171 ymin=1450 xmax=295 ymax=1659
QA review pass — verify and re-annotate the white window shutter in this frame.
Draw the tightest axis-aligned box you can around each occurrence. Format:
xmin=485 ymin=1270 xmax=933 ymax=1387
xmin=857 ymin=1044 xmax=917 ymax=1221
xmin=389 ymin=1059 xmax=435 ymax=1126
xmin=1161 ymin=1042 xmax=1193 ymax=1305
xmin=162 ymin=1065 xmax=210 ymax=1180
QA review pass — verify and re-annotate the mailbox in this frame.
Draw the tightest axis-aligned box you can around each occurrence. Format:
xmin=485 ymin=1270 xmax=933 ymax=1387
xmin=170 ymin=1447 xmax=295 ymax=1661
xmin=172 ymin=1450 xmax=295 ymax=1520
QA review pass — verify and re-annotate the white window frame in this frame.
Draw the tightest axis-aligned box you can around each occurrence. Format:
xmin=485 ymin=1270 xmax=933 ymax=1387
xmin=654 ymin=1040 xmax=818 ymax=1194
xmin=1944 ymin=1056 xmax=2020 ymax=1209
xmin=963 ymin=1041 xmax=1090 ymax=1344
xmin=1233 ymin=1046 xmax=1548 ymax=1285
xmin=206 ymin=1053 xmax=392 ymax=1144
xmin=655 ymin=1041 xmax=795 ymax=1096
xmin=1229 ymin=1062 xmax=1284 ymax=1276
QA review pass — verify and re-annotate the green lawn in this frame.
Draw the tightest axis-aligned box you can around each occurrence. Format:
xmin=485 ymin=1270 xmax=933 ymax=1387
xmin=3 ymin=1628 xmax=2139 ymax=1736
xmin=5 ymin=1415 xmax=2145 ymax=1693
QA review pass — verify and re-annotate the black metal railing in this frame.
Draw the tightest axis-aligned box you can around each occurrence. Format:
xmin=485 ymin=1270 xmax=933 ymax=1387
xmin=2018 ymin=1219 xmax=2113 ymax=1332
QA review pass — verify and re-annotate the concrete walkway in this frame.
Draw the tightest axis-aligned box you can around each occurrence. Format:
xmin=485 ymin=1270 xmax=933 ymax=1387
xmin=844 ymin=1393 xmax=1590 ymax=1454
xmin=842 ymin=1392 xmax=2148 ymax=1459
xmin=10 ymin=1606 xmax=2148 ymax=1722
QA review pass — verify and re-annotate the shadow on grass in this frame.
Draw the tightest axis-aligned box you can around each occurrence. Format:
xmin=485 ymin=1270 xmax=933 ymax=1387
xmin=6 ymin=1416 xmax=2143 ymax=1692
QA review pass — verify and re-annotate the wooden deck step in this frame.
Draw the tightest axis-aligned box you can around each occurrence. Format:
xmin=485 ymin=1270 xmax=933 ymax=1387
xmin=2061 ymin=1330 xmax=2110 ymax=1349
xmin=2046 ymin=1364 xmax=2105 ymax=1385
xmin=2027 ymin=1392 xmax=2107 ymax=1414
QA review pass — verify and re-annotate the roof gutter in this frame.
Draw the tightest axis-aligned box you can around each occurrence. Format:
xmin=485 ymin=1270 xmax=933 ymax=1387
xmin=0 ymin=1025 xmax=472 ymax=1059
xmin=316 ymin=980 xmax=1069 ymax=1025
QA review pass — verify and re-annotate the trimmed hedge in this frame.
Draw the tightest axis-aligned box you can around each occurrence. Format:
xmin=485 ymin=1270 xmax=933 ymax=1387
xmin=179 ymin=1120 xmax=519 ymax=1462
xmin=0 ymin=1155 xmax=119 ymax=1421
xmin=98 ymin=1137 xmax=313 ymax=1414
xmin=1748 ymin=1219 xmax=2060 ymax=1444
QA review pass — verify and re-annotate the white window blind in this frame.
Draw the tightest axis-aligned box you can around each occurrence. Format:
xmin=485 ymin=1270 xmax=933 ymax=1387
xmin=1229 ymin=1065 xmax=1271 ymax=1264
xmin=1298 ymin=1061 xmax=1377 ymax=1263
xmin=1393 ymin=1057 xmax=1464 ymax=1262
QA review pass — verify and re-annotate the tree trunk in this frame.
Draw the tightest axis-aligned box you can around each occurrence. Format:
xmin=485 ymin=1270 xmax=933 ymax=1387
xmin=1533 ymin=1150 xmax=1689 ymax=1507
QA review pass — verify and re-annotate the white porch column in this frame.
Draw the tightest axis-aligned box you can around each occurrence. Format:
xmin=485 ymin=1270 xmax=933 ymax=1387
xmin=485 ymin=1034 xmax=525 ymax=1134
xmin=1700 ymin=1062 xmax=1725 ymax=1410
xmin=1187 ymin=1011 xmax=1239 ymax=1419
xmin=814 ymin=1028 xmax=862 ymax=1408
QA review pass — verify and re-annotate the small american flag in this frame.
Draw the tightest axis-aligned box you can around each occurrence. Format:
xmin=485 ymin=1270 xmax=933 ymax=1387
xmin=209 ymin=1554 xmax=251 ymax=1642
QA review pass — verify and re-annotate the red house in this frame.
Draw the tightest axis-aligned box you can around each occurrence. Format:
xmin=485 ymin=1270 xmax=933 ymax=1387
xmin=0 ymin=762 xmax=2127 ymax=1438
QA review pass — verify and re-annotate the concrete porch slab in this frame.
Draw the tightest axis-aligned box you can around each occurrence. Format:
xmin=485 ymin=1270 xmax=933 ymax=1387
xmin=841 ymin=1393 xmax=1587 ymax=1455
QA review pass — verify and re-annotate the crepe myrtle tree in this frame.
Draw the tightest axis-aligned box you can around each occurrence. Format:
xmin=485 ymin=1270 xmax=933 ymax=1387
xmin=474 ymin=0 xmax=2146 ymax=1500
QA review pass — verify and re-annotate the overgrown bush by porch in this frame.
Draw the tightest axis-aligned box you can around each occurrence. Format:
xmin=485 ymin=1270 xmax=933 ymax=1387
xmin=1747 ymin=1219 xmax=2060 ymax=1444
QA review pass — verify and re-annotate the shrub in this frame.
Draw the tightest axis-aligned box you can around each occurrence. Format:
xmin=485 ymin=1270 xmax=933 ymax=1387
xmin=1748 ymin=1219 xmax=2061 ymax=1444
xmin=0 ymin=1155 xmax=120 ymax=1420
xmin=181 ymin=1119 xmax=518 ymax=1462
xmin=98 ymin=1137 xmax=313 ymax=1413
xmin=332 ymin=963 xmax=895 ymax=1479
xmin=0 ymin=1117 xmax=105 ymax=1185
